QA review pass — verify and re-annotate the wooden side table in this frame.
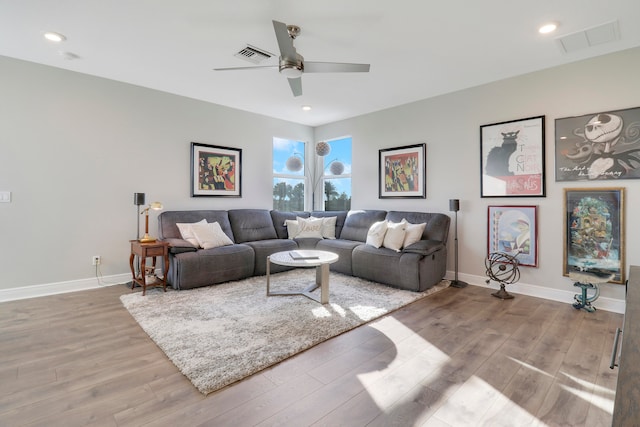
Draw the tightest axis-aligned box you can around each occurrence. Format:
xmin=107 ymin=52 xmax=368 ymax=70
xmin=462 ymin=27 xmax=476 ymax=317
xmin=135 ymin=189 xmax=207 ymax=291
xmin=129 ymin=240 xmax=169 ymax=296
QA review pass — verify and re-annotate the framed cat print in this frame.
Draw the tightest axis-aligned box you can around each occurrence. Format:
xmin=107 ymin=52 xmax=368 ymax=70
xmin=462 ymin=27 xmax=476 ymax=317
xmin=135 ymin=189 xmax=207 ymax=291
xmin=480 ymin=116 xmax=546 ymax=197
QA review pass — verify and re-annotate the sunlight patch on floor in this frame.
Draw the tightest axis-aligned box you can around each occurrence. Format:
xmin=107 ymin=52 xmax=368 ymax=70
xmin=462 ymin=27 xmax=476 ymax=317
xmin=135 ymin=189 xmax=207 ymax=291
xmin=508 ymin=356 xmax=554 ymax=378
xmin=559 ymin=371 xmax=615 ymax=414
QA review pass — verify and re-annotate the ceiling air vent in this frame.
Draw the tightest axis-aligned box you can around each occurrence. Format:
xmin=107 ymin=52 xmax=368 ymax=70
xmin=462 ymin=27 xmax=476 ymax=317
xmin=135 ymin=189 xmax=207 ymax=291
xmin=556 ymin=20 xmax=620 ymax=54
xmin=234 ymin=45 xmax=275 ymax=64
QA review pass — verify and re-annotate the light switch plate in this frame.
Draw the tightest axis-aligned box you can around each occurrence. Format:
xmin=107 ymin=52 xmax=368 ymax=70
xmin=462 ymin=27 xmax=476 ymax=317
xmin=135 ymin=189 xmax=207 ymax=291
xmin=0 ymin=191 xmax=11 ymax=203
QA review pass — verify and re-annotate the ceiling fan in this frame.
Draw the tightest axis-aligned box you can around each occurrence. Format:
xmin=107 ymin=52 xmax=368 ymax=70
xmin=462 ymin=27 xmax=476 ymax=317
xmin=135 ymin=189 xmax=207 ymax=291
xmin=214 ymin=20 xmax=370 ymax=97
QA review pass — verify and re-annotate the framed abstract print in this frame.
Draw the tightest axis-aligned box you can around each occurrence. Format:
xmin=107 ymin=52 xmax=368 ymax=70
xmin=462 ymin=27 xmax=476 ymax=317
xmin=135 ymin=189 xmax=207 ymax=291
xmin=563 ymin=188 xmax=625 ymax=283
xmin=480 ymin=115 xmax=545 ymax=197
xmin=191 ymin=142 xmax=242 ymax=197
xmin=379 ymin=143 xmax=426 ymax=199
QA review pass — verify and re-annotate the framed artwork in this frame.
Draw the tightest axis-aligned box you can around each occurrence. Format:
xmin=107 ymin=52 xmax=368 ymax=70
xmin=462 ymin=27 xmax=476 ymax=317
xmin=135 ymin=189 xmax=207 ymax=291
xmin=379 ymin=143 xmax=426 ymax=199
xmin=563 ymin=188 xmax=625 ymax=283
xmin=480 ymin=115 xmax=546 ymax=197
xmin=191 ymin=142 xmax=242 ymax=197
xmin=487 ymin=205 xmax=538 ymax=267
xmin=555 ymin=106 xmax=640 ymax=182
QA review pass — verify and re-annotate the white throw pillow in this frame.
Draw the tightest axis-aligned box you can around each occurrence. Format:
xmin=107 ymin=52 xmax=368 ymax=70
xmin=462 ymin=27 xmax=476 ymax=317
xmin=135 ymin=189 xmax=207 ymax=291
xmin=176 ymin=219 xmax=207 ymax=246
xmin=403 ymin=220 xmax=426 ymax=248
xmin=383 ymin=220 xmax=407 ymax=252
xmin=284 ymin=219 xmax=300 ymax=239
xmin=295 ymin=216 xmax=325 ymax=239
xmin=366 ymin=220 xmax=388 ymax=248
xmin=190 ymin=222 xmax=233 ymax=250
xmin=311 ymin=216 xmax=337 ymax=239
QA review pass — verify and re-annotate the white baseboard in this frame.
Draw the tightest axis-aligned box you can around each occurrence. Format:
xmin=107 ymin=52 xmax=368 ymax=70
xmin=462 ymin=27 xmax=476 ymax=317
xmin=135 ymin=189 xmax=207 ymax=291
xmin=447 ymin=271 xmax=625 ymax=314
xmin=1 ymin=271 xmax=625 ymax=314
xmin=0 ymin=273 xmax=131 ymax=302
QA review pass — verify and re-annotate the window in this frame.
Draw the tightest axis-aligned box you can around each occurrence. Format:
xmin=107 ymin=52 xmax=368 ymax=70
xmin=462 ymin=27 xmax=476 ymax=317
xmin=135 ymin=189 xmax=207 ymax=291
xmin=314 ymin=137 xmax=352 ymax=211
xmin=273 ymin=136 xmax=352 ymax=212
xmin=273 ymin=138 xmax=305 ymax=211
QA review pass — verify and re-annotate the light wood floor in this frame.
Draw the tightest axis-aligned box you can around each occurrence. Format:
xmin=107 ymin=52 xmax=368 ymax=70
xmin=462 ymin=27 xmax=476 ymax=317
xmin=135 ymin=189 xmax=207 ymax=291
xmin=0 ymin=282 xmax=622 ymax=426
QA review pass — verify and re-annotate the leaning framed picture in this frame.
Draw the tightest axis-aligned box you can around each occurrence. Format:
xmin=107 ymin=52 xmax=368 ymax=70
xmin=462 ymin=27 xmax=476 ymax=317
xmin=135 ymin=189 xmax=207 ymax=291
xmin=480 ymin=115 xmax=545 ymax=197
xmin=555 ymin=106 xmax=640 ymax=181
xmin=563 ymin=187 xmax=625 ymax=283
xmin=487 ymin=205 xmax=538 ymax=267
xmin=191 ymin=142 xmax=242 ymax=197
xmin=379 ymin=143 xmax=426 ymax=199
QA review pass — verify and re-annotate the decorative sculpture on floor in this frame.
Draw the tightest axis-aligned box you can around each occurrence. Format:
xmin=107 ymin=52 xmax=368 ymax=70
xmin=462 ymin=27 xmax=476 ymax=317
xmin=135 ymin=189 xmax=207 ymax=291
xmin=569 ymin=268 xmax=613 ymax=312
xmin=485 ymin=252 xmax=520 ymax=299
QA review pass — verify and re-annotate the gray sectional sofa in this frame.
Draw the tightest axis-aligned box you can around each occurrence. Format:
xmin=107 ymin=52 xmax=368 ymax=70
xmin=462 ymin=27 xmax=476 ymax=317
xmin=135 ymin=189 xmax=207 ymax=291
xmin=157 ymin=209 xmax=450 ymax=292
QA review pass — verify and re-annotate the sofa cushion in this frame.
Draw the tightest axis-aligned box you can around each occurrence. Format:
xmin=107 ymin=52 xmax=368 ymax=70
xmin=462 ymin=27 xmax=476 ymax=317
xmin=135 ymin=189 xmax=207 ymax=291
xmin=167 ymin=244 xmax=254 ymax=290
xmin=270 ymin=210 xmax=310 ymax=239
xmin=191 ymin=222 xmax=234 ymax=249
xmin=315 ymin=239 xmax=362 ymax=276
xmin=383 ymin=220 xmax=407 ymax=252
xmin=403 ymin=221 xmax=427 ymax=248
xmin=158 ymin=210 xmax=235 ymax=242
xmin=244 ymin=239 xmax=298 ymax=275
xmin=162 ymin=238 xmax=198 ymax=255
xmin=313 ymin=216 xmax=337 ymax=239
xmin=339 ymin=210 xmax=388 ymax=242
xmin=176 ymin=219 xmax=207 ymax=246
xmin=366 ymin=220 xmax=388 ymax=248
xmin=284 ymin=219 xmax=300 ymax=239
xmin=403 ymin=239 xmax=445 ymax=256
xmin=385 ymin=211 xmax=450 ymax=243
xmin=310 ymin=210 xmax=348 ymax=238
xmin=229 ymin=209 xmax=278 ymax=243
xmin=296 ymin=216 xmax=324 ymax=238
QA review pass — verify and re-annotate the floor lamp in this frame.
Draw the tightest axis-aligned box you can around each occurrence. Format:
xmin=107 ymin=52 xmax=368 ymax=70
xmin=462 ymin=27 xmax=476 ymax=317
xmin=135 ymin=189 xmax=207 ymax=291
xmin=449 ymin=199 xmax=468 ymax=288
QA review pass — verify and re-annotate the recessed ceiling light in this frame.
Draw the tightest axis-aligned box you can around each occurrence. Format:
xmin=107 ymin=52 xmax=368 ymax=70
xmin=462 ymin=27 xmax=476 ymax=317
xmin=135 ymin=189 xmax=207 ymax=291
xmin=44 ymin=32 xmax=66 ymax=42
xmin=301 ymin=105 xmax=312 ymax=111
xmin=539 ymin=22 xmax=558 ymax=34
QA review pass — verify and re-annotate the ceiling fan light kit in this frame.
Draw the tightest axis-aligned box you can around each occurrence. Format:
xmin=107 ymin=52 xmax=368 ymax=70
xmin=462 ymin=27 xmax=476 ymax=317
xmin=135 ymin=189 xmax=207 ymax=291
xmin=214 ymin=19 xmax=370 ymax=97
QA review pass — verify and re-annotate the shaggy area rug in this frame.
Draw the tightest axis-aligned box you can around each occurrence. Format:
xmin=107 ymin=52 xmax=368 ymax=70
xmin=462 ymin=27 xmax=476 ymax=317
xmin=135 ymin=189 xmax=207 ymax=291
xmin=120 ymin=269 xmax=449 ymax=395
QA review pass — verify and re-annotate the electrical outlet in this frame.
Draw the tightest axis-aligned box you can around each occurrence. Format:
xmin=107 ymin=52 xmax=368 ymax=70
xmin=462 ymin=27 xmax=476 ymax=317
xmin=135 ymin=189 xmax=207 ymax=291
xmin=92 ymin=255 xmax=101 ymax=265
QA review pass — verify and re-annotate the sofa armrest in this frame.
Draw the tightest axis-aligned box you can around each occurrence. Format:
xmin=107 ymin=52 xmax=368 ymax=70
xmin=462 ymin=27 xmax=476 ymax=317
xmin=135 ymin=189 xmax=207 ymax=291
xmin=402 ymin=240 xmax=444 ymax=256
xmin=162 ymin=238 xmax=198 ymax=254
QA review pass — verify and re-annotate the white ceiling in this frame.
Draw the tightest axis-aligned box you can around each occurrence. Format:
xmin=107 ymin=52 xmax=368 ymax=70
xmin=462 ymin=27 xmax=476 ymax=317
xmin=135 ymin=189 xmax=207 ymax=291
xmin=2 ymin=1 xmax=640 ymax=127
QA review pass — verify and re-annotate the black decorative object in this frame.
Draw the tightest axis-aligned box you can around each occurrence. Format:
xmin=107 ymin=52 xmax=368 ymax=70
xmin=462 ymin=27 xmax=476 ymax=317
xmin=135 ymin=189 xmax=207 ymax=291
xmin=485 ymin=252 xmax=520 ymax=299
xmin=134 ymin=192 xmax=146 ymax=240
xmin=449 ymin=198 xmax=467 ymax=288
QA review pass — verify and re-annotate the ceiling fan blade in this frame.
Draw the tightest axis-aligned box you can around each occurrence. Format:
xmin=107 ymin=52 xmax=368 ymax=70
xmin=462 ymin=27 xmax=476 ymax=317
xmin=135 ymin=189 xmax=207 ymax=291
xmin=304 ymin=62 xmax=370 ymax=73
xmin=213 ymin=65 xmax=278 ymax=71
xmin=287 ymin=77 xmax=302 ymax=97
xmin=272 ymin=20 xmax=297 ymax=60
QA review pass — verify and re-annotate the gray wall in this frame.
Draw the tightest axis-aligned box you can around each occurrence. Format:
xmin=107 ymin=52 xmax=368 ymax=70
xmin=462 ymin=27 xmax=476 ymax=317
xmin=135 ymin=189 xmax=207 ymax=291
xmin=0 ymin=56 xmax=313 ymax=289
xmin=2 ymin=47 xmax=639 ymax=305
xmin=315 ymin=46 xmax=640 ymax=303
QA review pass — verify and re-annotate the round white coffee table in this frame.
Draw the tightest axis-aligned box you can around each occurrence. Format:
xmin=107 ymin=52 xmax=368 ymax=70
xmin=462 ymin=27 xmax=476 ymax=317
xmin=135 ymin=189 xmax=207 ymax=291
xmin=266 ymin=250 xmax=339 ymax=304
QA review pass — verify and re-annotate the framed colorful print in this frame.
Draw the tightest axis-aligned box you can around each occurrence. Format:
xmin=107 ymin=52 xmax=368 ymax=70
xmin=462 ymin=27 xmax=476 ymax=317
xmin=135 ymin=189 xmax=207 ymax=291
xmin=487 ymin=205 xmax=538 ymax=267
xmin=379 ymin=143 xmax=426 ymax=199
xmin=191 ymin=142 xmax=242 ymax=197
xmin=480 ymin=115 xmax=545 ymax=197
xmin=555 ymin=106 xmax=640 ymax=182
xmin=563 ymin=188 xmax=625 ymax=283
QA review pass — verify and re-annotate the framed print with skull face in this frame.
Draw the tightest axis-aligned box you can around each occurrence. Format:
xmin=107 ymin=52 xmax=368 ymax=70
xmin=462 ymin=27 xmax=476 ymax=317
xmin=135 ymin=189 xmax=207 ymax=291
xmin=555 ymin=106 xmax=640 ymax=181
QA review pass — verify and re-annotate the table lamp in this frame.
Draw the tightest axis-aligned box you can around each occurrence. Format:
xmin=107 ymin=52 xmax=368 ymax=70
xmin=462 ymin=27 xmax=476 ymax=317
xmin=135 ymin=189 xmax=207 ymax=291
xmin=140 ymin=201 xmax=163 ymax=242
